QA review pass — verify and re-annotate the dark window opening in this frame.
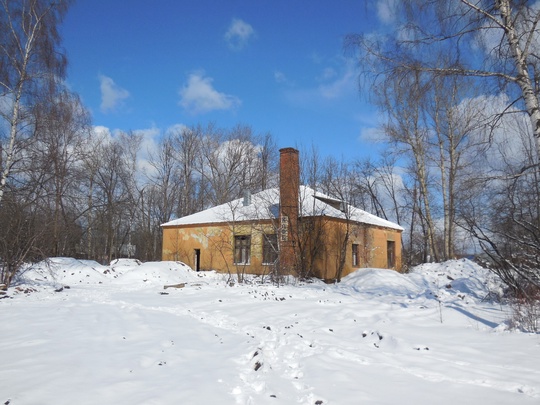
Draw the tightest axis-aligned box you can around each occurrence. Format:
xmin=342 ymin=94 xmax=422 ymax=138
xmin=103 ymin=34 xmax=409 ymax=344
xmin=387 ymin=241 xmax=396 ymax=268
xmin=234 ymin=235 xmax=251 ymax=265
xmin=352 ymin=243 xmax=359 ymax=267
xmin=194 ymin=249 xmax=201 ymax=272
xmin=263 ymin=234 xmax=278 ymax=264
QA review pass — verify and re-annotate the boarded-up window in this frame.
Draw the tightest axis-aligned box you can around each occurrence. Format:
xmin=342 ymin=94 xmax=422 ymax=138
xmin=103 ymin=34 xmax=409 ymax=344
xmin=263 ymin=234 xmax=278 ymax=264
xmin=234 ymin=235 xmax=251 ymax=264
xmin=387 ymin=240 xmax=395 ymax=268
xmin=352 ymin=243 xmax=359 ymax=267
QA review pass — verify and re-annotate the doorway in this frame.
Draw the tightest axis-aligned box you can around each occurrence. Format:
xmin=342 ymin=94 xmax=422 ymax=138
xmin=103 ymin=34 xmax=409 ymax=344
xmin=194 ymin=249 xmax=201 ymax=272
xmin=387 ymin=241 xmax=395 ymax=269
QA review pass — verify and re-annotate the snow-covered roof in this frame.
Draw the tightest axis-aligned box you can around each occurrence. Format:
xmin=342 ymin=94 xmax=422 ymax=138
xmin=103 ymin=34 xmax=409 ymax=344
xmin=161 ymin=185 xmax=403 ymax=231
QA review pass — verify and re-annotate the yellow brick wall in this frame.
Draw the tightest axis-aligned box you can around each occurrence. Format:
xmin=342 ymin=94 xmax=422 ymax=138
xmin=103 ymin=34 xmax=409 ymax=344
xmin=162 ymin=221 xmax=278 ymax=276
xmin=162 ymin=219 xmax=402 ymax=279
xmin=367 ymin=227 xmax=402 ymax=270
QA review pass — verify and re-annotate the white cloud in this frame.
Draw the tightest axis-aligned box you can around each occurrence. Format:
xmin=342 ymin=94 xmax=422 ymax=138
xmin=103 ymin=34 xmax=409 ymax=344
xmin=134 ymin=127 xmax=161 ymax=156
xmin=359 ymin=126 xmax=386 ymax=143
xmin=91 ymin=125 xmax=164 ymax=179
xmin=274 ymin=71 xmax=290 ymax=84
xmin=166 ymin=123 xmax=189 ymax=135
xmin=458 ymin=93 xmax=533 ymax=172
xmin=283 ymin=59 xmax=357 ymax=106
xmin=99 ymin=75 xmax=130 ymax=113
xmin=92 ymin=125 xmax=113 ymax=142
xmin=376 ymin=0 xmax=399 ymax=25
xmin=0 ymin=94 xmax=14 ymax=134
xmin=224 ymin=18 xmax=256 ymax=51
xmin=318 ymin=64 xmax=356 ymax=100
xmin=310 ymin=52 xmax=323 ymax=64
xmin=133 ymin=127 xmax=161 ymax=175
xmin=320 ymin=67 xmax=337 ymax=81
xmin=179 ymin=72 xmax=241 ymax=114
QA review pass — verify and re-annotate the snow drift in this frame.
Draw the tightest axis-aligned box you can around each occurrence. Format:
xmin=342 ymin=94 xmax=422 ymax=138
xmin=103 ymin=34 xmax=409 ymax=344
xmin=1 ymin=258 xmax=538 ymax=405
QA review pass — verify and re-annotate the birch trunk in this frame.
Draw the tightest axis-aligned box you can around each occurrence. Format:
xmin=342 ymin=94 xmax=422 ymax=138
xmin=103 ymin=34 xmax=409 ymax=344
xmin=0 ymin=0 xmax=65 ymax=206
xmin=495 ymin=0 xmax=540 ymax=161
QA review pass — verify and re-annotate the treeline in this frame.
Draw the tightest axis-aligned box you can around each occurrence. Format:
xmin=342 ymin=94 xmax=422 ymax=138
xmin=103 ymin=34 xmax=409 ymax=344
xmin=346 ymin=0 xmax=540 ymax=298
xmin=0 ymin=0 xmax=283 ymax=284
xmin=2 ymin=0 xmax=540 ymax=302
xmin=0 ymin=116 xmax=280 ymax=273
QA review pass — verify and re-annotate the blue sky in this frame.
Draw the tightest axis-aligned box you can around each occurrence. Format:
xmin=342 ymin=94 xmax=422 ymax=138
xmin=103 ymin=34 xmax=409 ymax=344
xmin=61 ymin=1 xmax=390 ymax=160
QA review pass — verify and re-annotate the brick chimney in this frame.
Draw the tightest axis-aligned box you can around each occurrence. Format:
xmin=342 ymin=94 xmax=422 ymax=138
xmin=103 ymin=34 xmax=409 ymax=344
xmin=279 ymin=147 xmax=299 ymax=274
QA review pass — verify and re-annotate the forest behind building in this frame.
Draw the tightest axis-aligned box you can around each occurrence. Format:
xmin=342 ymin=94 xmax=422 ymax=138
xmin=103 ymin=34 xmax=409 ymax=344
xmin=1 ymin=0 xmax=540 ymax=307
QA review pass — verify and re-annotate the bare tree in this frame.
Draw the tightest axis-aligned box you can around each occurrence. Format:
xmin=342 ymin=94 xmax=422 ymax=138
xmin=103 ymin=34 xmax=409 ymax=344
xmin=88 ymin=131 xmax=141 ymax=262
xmin=0 ymin=0 xmax=72 ymax=206
xmin=0 ymin=191 xmax=46 ymax=286
xmin=347 ymin=0 xmax=540 ymax=162
xmin=321 ymin=157 xmax=355 ymax=282
xmin=358 ymin=61 xmax=487 ymax=264
xmin=301 ymin=144 xmax=322 ymax=191
xmin=30 ymin=89 xmax=91 ymax=256
xmin=378 ymin=70 xmax=441 ymax=262
xmin=0 ymin=87 xmax=90 ymax=285
xmin=348 ymin=1 xmax=540 ymax=298
xmin=78 ymin=128 xmax=108 ymax=259
xmin=458 ymin=109 xmax=540 ymax=296
xmin=352 ymin=153 xmax=412 ymax=263
xmin=136 ymin=133 xmax=183 ymax=261
xmin=170 ymin=125 xmax=201 ymax=217
xmin=257 ymin=132 xmax=279 ymax=191
xmin=352 ymin=158 xmax=392 ymax=220
xmin=429 ymin=75 xmax=488 ymax=260
xmin=197 ymin=124 xmax=276 ymax=206
xmin=294 ymin=146 xmax=330 ymax=280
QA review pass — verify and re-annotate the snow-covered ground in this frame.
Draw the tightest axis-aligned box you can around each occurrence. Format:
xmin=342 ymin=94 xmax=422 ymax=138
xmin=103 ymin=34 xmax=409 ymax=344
xmin=1 ymin=258 xmax=539 ymax=404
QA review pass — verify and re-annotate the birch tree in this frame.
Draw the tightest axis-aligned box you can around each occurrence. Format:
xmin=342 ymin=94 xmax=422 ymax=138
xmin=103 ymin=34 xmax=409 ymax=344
xmin=0 ymin=0 xmax=72 ymax=206
xmin=348 ymin=0 xmax=540 ymax=291
xmin=31 ymin=89 xmax=91 ymax=256
xmin=348 ymin=0 xmax=540 ymax=162
xmin=380 ymin=70 xmax=442 ymax=262
xmin=429 ymin=75 xmax=487 ymax=260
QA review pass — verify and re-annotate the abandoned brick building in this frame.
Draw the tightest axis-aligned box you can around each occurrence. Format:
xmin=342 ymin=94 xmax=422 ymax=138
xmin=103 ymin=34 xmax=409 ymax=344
xmin=162 ymin=148 xmax=402 ymax=280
